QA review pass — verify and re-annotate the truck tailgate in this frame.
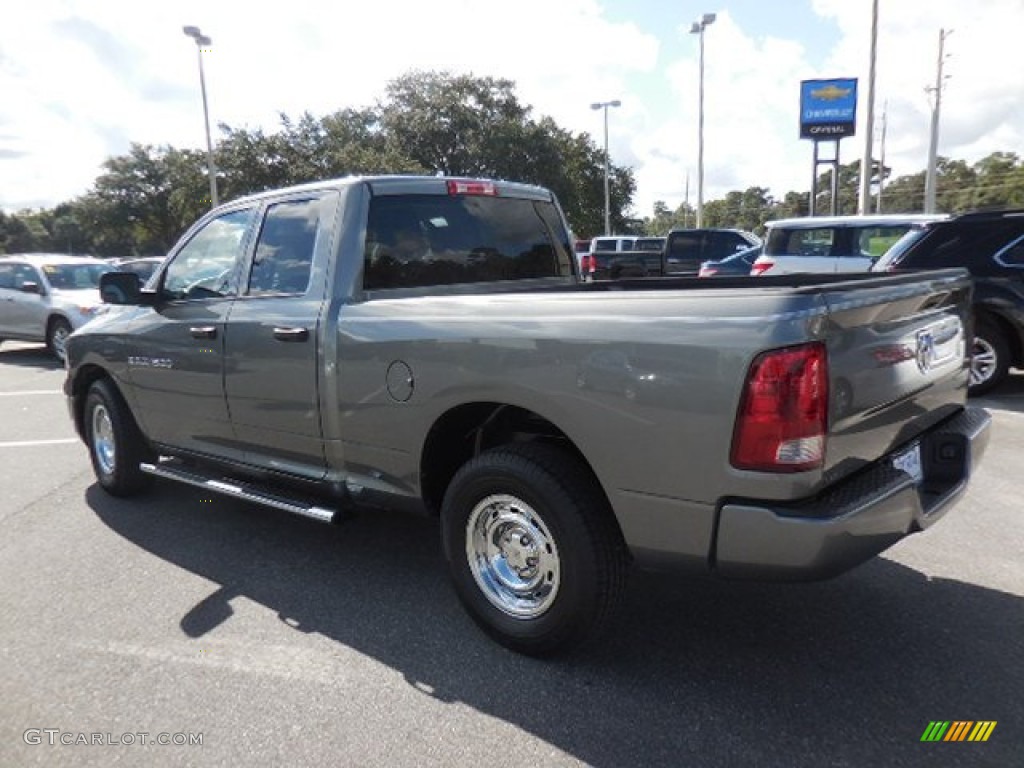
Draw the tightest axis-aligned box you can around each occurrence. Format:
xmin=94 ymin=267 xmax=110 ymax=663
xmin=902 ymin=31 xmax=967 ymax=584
xmin=820 ymin=268 xmax=972 ymax=484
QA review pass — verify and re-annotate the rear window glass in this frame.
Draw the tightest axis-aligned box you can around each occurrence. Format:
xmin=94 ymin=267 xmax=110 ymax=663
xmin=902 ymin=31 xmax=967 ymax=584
xmin=766 ymin=227 xmax=834 ymax=257
xmin=364 ymin=194 xmax=571 ymax=290
xmin=873 ymin=229 xmax=928 ymax=270
xmin=41 ymin=262 xmax=113 ymax=289
xmin=854 ymin=226 xmax=913 ymax=259
xmin=666 ymin=232 xmax=702 ymax=259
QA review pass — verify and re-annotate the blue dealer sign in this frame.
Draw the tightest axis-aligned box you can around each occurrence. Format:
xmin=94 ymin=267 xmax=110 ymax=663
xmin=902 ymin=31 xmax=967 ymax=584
xmin=800 ymin=78 xmax=858 ymax=139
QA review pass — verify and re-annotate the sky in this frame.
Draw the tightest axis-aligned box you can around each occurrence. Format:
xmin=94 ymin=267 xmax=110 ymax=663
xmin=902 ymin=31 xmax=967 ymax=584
xmin=2 ymin=0 xmax=1022 ymax=220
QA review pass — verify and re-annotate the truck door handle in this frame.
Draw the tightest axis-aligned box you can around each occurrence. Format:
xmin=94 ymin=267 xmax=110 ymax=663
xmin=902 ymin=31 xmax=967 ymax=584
xmin=273 ymin=327 xmax=309 ymax=342
xmin=189 ymin=326 xmax=217 ymax=339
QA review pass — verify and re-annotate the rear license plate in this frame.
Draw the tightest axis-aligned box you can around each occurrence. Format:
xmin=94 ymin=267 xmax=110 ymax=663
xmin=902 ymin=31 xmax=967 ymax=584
xmin=893 ymin=444 xmax=923 ymax=484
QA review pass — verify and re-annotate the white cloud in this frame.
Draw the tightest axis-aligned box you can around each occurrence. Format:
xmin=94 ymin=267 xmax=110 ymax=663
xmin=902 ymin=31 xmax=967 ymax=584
xmin=2 ymin=0 xmax=1022 ymax=224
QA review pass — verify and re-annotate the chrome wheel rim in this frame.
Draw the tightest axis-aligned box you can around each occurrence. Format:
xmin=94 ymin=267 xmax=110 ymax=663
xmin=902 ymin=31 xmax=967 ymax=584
xmin=52 ymin=324 xmax=70 ymax=361
xmin=91 ymin=403 xmax=116 ymax=476
xmin=970 ymin=336 xmax=997 ymax=386
xmin=465 ymin=493 xmax=561 ymax=619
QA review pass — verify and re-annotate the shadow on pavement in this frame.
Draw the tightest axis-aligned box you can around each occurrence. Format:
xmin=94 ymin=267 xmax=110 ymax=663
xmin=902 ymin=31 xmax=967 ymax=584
xmin=0 ymin=343 xmax=62 ymax=370
xmin=88 ymin=483 xmax=1021 ymax=767
xmin=974 ymin=369 xmax=1024 ymax=415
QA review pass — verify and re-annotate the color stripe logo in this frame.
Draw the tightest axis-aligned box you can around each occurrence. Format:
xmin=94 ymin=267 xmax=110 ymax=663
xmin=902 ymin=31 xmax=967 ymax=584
xmin=921 ymin=721 xmax=997 ymax=742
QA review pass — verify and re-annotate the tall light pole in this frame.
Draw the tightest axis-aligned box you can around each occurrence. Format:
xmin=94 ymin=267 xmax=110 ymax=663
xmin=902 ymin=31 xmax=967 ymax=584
xmin=590 ymin=99 xmax=621 ymax=235
xmin=183 ymin=25 xmax=219 ymax=209
xmin=924 ymin=28 xmax=952 ymax=214
xmin=690 ymin=13 xmax=715 ymax=228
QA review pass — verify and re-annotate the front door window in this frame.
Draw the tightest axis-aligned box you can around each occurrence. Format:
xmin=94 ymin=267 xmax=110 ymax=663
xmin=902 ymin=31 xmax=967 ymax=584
xmin=162 ymin=209 xmax=255 ymax=300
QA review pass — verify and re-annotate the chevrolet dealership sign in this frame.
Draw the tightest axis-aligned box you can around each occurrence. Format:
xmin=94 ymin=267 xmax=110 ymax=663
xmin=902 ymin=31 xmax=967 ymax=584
xmin=800 ymin=78 xmax=858 ymax=139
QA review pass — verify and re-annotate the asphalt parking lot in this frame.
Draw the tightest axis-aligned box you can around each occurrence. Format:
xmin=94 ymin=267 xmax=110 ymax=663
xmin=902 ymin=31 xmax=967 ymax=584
xmin=0 ymin=340 xmax=1020 ymax=767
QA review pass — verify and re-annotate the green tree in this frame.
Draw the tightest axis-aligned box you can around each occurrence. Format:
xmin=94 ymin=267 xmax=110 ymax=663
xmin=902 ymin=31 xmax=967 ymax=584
xmin=377 ymin=71 xmax=633 ymax=237
xmin=71 ymin=143 xmax=210 ymax=256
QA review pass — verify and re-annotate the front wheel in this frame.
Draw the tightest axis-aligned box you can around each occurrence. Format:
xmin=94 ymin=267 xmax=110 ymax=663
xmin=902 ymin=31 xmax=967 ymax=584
xmin=84 ymin=379 xmax=154 ymax=496
xmin=46 ymin=317 xmax=72 ymax=363
xmin=441 ymin=443 xmax=628 ymax=656
xmin=969 ymin=321 xmax=1009 ymax=397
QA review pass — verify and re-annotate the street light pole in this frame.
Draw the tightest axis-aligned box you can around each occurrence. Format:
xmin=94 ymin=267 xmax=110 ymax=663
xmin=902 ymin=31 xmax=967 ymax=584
xmin=690 ymin=13 xmax=716 ymax=228
xmin=590 ymin=99 xmax=621 ymax=236
xmin=183 ymin=25 xmax=219 ymax=209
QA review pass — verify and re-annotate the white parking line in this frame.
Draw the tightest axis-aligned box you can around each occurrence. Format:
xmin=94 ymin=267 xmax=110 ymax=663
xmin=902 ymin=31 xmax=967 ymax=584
xmin=0 ymin=438 xmax=78 ymax=448
xmin=0 ymin=390 xmax=63 ymax=396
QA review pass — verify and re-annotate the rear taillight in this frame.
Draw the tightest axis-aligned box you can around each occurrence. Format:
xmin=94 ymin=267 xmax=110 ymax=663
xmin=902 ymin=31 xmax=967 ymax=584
xmin=731 ymin=342 xmax=828 ymax=472
xmin=447 ymin=180 xmax=497 ymax=196
xmin=750 ymin=260 xmax=774 ymax=276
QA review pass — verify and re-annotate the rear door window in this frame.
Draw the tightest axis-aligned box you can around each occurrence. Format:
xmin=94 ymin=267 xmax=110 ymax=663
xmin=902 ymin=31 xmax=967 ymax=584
xmin=247 ymin=198 xmax=320 ymax=295
xmin=363 ymin=194 xmax=571 ymax=290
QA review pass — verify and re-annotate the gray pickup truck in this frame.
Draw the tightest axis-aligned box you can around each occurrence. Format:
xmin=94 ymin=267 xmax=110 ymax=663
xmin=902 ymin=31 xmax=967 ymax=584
xmin=64 ymin=175 xmax=991 ymax=655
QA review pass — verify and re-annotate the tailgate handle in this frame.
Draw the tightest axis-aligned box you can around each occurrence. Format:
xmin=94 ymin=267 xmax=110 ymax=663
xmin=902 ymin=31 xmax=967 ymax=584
xmin=273 ymin=326 xmax=309 ymax=342
xmin=189 ymin=326 xmax=217 ymax=339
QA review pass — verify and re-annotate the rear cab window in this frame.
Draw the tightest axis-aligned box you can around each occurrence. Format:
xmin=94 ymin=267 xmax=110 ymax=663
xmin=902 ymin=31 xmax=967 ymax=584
xmin=363 ymin=191 xmax=573 ymax=290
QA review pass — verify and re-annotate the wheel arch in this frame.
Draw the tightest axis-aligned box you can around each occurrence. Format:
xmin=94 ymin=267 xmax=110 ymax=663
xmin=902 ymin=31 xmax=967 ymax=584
xmin=68 ymin=365 xmax=119 ymax=440
xmin=419 ymin=402 xmax=611 ymax=521
xmin=974 ymin=306 xmax=1023 ymax=368
xmin=46 ymin=312 xmax=73 ymax=335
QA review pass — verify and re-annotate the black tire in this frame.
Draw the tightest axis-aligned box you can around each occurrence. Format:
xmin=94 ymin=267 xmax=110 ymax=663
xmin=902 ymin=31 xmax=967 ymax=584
xmin=969 ymin=320 xmax=1009 ymax=397
xmin=83 ymin=379 xmax=154 ymax=496
xmin=46 ymin=317 xmax=73 ymax=363
xmin=441 ymin=442 xmax=628 ymax=656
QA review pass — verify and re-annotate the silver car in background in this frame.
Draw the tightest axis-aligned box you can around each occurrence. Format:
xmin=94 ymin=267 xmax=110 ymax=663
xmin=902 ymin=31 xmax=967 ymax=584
xmin=0 ymin=254 xmax=114 ymax=361
xmin=751 ymin=214 xmax=945 ymax=275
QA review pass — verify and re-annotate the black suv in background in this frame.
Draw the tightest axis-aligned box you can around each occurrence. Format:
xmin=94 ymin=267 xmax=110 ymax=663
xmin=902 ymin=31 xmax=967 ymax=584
xmin=873 ymin=210 xmax=1024 ymax=395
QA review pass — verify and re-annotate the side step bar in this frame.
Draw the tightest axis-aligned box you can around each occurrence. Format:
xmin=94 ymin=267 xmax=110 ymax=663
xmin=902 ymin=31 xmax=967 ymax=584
xmin=140 ymin=461 xmax=344 ymax=524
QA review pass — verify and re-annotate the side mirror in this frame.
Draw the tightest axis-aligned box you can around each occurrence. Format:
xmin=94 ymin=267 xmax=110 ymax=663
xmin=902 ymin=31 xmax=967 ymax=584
xmin=100 ymin=271 xmax=144 ymax=305
xmin=19 ymin=281 xmax=42 ymax=295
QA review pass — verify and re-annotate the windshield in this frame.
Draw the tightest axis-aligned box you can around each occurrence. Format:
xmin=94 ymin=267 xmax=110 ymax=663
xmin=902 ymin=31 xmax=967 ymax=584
xmin=871 ymin=228 xmax=929 ymax=271
xmin=41 ymin=262 xmax=114 ymax=289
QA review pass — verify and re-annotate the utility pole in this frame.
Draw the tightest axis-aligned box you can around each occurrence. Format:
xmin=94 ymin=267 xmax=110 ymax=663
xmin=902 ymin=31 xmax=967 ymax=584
xmin=858 ymin=0 xmax=879 ymax=214
xmin=876 ymin=101 xmax=888 ymax=213
xmin=683 ymin=171 xmax=690 ymax=228
xmin=924 ymin=28 xmax=951 ymax=214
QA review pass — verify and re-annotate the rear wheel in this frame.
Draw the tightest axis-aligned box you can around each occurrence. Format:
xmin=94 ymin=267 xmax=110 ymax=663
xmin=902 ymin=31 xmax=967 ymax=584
xmin=46 ymin=317 xmax=72 ymax=363
xmin=441 ymin=442 xmax=628 ymax=656
xmin=84 ymin=379 xmax=154 ymax=496
xmin=969 ymin=320 xmax=1009 ymax=397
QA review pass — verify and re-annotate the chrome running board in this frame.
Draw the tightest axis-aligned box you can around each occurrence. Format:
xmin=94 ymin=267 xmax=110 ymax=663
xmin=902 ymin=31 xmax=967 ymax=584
xmin=140 ymin=460 xmax=342 ymax=524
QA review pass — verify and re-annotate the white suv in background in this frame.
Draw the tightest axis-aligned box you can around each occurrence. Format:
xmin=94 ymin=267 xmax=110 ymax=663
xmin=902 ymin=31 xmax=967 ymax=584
xmin=0 ymin=254 xmax=113 ymax=361
xmin=751 ymin=215 xmax=946 ymax=275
